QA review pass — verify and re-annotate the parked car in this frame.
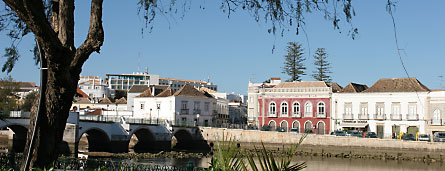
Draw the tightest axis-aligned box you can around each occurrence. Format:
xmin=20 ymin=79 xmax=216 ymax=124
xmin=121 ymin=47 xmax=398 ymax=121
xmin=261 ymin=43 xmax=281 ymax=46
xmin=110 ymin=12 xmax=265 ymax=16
xmin=344 ymin=130 xmax=352 ymax=136
xmin=335 ymin=130 xmax=346 ymax=136
xmin=290 ymin=128 xmax=300 ymax=133
xmin=433 ymin=132 xmax=445 ymax=142
xmin=350 ymin=131 xmax=363 ymax=138
xmin=417 ymin=134 xmax=430 ymax=142
xmin=402 ymin=134 xmax=416 ymax=141
xmin=365 ymin=132 xmax=377 ymax=138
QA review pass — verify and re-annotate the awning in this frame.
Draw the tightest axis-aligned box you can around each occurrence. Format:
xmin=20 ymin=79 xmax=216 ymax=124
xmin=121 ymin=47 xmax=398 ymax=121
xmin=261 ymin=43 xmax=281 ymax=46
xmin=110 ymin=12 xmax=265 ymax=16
xmin=340 ymin=122 xmax=369 ymax=128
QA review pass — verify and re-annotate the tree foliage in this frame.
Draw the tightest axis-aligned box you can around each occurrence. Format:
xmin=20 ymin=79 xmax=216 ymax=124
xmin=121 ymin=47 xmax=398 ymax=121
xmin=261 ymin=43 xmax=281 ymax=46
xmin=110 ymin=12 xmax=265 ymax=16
xmin=21 ymin=91 xmax=38 ymax=112
xmin=0 ymin=76 xmax=19 ymax=112
xmin=312 ymin=48 xmax=332 ymax=82
xmin=282 ymin=42 xmax=306 ymax=82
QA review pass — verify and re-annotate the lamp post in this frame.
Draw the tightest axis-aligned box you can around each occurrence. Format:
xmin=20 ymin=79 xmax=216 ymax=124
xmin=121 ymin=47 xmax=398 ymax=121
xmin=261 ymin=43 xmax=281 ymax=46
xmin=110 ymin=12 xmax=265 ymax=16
xmin=150 ymin=108 xmax=152 ymax=123
xmin=131 ymin=105 xmax=134 ymax=117
xmin=157 ymin=103 xmax=160 ymax=124
xmin=196 ymin=114 xmax=200 ymax=126
xmin=115 ymin=103 xmax=118 ymax=116
xmin=106 ymin=104 xmax=109 ymax=116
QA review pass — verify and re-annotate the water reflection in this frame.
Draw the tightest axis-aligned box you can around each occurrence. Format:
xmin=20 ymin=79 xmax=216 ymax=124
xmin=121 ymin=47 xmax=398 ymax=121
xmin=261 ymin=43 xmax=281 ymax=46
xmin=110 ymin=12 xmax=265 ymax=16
xmin=138 ymin=155 xmax=444 ymax=170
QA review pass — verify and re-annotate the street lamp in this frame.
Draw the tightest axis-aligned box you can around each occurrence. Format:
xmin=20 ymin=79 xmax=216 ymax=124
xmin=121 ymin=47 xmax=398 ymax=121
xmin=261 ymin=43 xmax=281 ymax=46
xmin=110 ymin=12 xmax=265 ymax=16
xmin=157 ymin=103 xmax=160 ymax=124
xmin=115 ymin=103 xmax=118 ymax=116
xmin=150 ymin=108 xmax=152 ymax=123
xmin=196 ymin=114 xmax=200 ymax=126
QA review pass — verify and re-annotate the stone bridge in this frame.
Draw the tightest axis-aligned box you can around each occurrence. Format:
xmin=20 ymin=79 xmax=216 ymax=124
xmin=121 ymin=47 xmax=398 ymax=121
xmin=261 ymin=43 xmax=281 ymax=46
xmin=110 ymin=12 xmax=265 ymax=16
xmin=0 ymin=112 xmax=207 ymax=155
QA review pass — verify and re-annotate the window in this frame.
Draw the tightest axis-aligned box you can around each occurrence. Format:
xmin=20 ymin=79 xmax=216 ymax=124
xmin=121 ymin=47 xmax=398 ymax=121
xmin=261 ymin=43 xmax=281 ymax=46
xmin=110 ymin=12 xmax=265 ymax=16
xmin=205 ymin=102 xmax=210 ymax=111
xmin=317 ymin=102 xmax=325 ymax=114
xmin=140 ymin=103 xmax=144 ymax=110
xmin=269 ymin=102 xmax=276 ymax=115
xmin=391 ymin=103 xmax=401 ymax=114
xmin=293 ymin=102 xmax=300 ymax=114
xmin=434 ymin=109 xmax=441 ymax=121
xmin=281 ymin=102 xmax=288 ymax=116
xmin=305 ymin=102 xmax=313 ymax=117
xmin=360 ymin=103 xmax=368 ymax=114
xmin=376 ymin=103 xmax=385 ymax=115
xmin=408 ymin=103 xmax=417 ymax=115
xmin=344 ymin=103 xmax=352 ymax=114
xmin=181 ymin=101 xmax=188 ymax=109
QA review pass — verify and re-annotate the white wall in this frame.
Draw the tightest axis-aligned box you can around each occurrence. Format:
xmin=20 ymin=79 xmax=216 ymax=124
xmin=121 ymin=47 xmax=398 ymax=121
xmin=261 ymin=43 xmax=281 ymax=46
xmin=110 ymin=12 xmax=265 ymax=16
xmin=133 ymin=96 xmax=176 ymax=121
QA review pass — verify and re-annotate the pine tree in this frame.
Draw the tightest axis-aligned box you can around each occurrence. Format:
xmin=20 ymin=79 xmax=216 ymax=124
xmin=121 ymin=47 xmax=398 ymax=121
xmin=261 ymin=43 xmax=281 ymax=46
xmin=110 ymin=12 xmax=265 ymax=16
xmin=282 ymin=42 xmax=306 ymax=82
xmin=312 ymin=48 xmax=332 ymax=82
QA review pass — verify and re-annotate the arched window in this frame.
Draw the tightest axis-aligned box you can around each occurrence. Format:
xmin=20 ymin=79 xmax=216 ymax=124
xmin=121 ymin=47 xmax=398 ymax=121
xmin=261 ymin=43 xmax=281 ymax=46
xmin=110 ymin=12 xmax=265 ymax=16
xmin=293 ymin=102 xmax=300 ymax=117
xmin=292 ymin=121 xmax=300 ymax=133
xmin=305 ymin=102 xmax=313 ymax=117
xmin=317 ymin=102 xmax=325 ymax=117
xmin=280 ymin=121 xmax=288 ymax=132
xmin=268 ymin=120 xmax=276 ymax=130
xmin=304 ymin=121 xmax=313 ymax=133
xmin=281 ymin=102 xmax=288 ymax=116
xmin=269 ymin=102 xmax=276 ymax=116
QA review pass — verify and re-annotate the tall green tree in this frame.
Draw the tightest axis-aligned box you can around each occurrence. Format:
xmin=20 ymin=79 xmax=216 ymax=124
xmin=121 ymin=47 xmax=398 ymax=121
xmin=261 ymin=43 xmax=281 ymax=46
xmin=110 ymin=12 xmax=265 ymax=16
xmin=312 ymin=48 xmax=332 ymax=82
xmin=0 ymin=76 xmax=19 ymax=113
xmin=282 ymin=42 xmax=306 ymax=82
xmin=0 ymin=0 xmax=358 ymax=169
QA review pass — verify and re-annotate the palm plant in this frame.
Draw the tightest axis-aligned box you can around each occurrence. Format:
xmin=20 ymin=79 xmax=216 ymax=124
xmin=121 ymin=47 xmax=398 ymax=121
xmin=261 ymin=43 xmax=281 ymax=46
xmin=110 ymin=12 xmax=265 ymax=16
xmin=207 ymin=134 xmax=307 ymax=171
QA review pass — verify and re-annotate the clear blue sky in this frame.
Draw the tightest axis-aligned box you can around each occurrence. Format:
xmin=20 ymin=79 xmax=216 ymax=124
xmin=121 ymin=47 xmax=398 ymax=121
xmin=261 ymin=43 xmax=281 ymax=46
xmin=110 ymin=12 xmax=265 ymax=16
xmin=1 ymin=1 xmax=444 ymax=95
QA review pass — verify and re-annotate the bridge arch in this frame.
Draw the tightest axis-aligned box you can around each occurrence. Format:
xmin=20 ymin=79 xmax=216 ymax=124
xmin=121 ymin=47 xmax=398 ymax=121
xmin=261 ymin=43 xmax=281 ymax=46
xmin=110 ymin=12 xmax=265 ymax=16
xmin=128 ymin=127 xmax=157 ymax=153
xmin=0 ymin=124 xmax=28 ymax=152
xmin=172 ymin=129 xmax=194 ymax=150
xmin=78 ymin=128 xmax=110 ymax=152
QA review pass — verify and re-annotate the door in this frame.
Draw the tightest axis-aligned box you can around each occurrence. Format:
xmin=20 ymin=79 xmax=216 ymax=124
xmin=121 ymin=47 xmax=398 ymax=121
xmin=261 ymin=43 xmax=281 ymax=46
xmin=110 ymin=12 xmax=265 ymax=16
xmin=407 ymin=126 xmax=419 ymax=135
xmin=304 ymin=121 xmax=313 ymax=133
xmin=317 ymin=122 xmax=325 ymax=134
xmin=377 ymin=125 xmax=384 ymax=139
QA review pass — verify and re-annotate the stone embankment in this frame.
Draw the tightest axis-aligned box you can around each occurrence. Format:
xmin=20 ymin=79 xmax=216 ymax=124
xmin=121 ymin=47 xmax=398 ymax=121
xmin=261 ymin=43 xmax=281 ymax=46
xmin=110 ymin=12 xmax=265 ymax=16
xmin=199 ymin=127 xmax=445 ymax=162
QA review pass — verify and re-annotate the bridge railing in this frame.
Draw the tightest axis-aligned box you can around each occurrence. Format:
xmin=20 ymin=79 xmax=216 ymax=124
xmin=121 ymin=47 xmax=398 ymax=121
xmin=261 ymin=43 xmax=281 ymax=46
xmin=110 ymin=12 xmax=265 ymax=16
xmin=0 ymin=111 xmax=30 ymax=118
xmin=79 ymin=115 xmax=122 ymax=122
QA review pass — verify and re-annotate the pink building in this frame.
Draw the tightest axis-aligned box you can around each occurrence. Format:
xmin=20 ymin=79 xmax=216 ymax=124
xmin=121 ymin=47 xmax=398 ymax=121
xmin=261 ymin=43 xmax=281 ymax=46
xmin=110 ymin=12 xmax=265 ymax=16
xmin=250 ymin=81 xmax=332 ymax=134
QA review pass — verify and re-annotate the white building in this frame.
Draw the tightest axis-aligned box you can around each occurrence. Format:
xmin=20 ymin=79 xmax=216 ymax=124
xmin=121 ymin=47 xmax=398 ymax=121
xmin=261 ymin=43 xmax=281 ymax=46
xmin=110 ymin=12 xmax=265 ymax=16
xmin=332 ymin=78 xmax=429 ymax=139
xmin=159 ymin=78 xmax=217 ymax=92
xmin=78 ymin=76 xmax=111 ymax=101
xmin=247 ymin=77 xmax=282 ymax=125
xmin=426 ymin=90 xmax=445 ymax=135
xmin=134 ymin=84 xmax=216 ymax=126
xmin=105 ymin=72 xmax=160 ymax=91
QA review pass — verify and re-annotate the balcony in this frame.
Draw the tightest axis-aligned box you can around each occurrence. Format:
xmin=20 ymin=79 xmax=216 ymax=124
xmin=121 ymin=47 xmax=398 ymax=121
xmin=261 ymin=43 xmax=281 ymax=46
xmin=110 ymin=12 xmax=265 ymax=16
xmin=407 ymin=114 xmax=419 ymax=121
xmin=358 ymin=114 xmax=368 ymax=120
xmin=316 ymin=112 xmax=326 ymax=118
xmin=374 ymin=114 xmax=386 ymax=120
xmin=390 ymin=114 xmax=402 ymax=120
xmin=291 ymin=112 xmax=301 ymax=118
xmin=180 ymin=109 xmax=189 ymax=115
xmin=304 ymin=112 xmax=313 ymax=118
xmin=429 ymin=119 xmax=443 ymax=125
xmin=280 ymin=112 xmax=289 ymax=117
xmin=193 ymin=109 xmax=201 ymax=114
xmin=343 ymin=113 xmax=353 ymax=120
xmin=268 ymin=112 xmax=277 ymax=117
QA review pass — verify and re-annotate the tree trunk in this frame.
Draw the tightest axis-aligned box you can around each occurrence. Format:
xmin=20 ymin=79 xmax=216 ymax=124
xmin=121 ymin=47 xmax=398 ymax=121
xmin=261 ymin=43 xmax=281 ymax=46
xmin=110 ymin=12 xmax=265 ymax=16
xmin=23 ymin=52 xmax=79 ymax=169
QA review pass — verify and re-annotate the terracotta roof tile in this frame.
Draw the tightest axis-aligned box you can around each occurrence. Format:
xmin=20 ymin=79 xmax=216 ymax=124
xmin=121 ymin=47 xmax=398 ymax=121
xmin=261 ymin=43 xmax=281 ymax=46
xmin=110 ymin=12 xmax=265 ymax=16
xmin=128 ymin=85 xmax=150 ymax=93
xmin=173 ymin=84 xmax=209 ymax=98
xmin=364 ymin=78 xmax=430 ymax=93
xmin=155 ymin=89 xmax=173 ymax=97
xmin=341 ymin=83 xmax=368 ymax=93
xmin=136 ymin=88 xmax=153 ymax=97
xmin=74 ymin=97 xmax=91 ymax=104
xmin=115 ymin=97 xmax=127 ymax=104
xmin=99 ymin=97 xmax=112 ymax=104
xmin=76 ymin=88 xmax=89 ymax=98
xmin=330 ymin=82 xmax=343 ymax=92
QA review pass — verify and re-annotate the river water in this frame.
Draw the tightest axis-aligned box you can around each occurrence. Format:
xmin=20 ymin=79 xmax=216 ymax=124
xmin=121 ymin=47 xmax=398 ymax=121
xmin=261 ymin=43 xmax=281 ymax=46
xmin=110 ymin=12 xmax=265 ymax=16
xmin=137 ymin=155 xmax=445 ymax=170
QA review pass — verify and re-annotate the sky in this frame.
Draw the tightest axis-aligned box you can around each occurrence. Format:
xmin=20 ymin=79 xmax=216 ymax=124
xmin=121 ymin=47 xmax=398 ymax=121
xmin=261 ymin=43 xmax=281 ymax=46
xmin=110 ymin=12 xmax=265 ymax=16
xmin=0 ymin=1 xmax=444 ymax=95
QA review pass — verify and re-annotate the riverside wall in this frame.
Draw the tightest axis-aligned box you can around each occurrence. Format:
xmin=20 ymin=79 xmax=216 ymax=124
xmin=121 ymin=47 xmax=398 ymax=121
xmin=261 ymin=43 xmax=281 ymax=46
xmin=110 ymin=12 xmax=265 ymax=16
xmin=199 ymin=127 xmax=445 ymax=160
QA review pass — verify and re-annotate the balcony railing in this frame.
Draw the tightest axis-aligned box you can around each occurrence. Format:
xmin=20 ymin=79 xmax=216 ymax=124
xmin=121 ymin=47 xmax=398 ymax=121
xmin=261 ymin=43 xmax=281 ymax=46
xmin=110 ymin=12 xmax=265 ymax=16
xmin=374 ymin=114 xmax=386 ymax=120
xmin=358 ymin=114 xmax=368 ymax=120
xmin=407 ymin=114 xmax=419 ymax=120
xmin=343 ymin=113 xmax=353 ymax=120
xmin=180 ymin=109 xmax=189 ymax=115
xmin=390 ymin=114 xmax=402 ymax=120
xmin=429 ymin=119 xmax=444 ymax=125
xmin=304 ymin=112 xmax=313 ymax=118
xmin=316 ymin=112 xmax=326 ymax=118
xmin=193 ymin=109 xmax=201 ymax=114
xmin=280 ymin=112 xmax=289 ymax=117
xmin=291 ymin=112 xmax=301 ymax=118
xmin=268 ymin=111 xmax=277 ymax=117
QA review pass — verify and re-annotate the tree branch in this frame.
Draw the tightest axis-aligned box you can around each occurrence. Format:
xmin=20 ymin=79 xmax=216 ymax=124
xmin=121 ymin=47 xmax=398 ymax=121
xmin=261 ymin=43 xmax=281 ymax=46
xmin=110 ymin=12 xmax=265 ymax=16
xmin=58 ymin=0 xmax=75 ymax=50
xmin=71 ymin=0 xmax=104 ymax=70
xmin=3 ymin=0 xmax=63 ymax=61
